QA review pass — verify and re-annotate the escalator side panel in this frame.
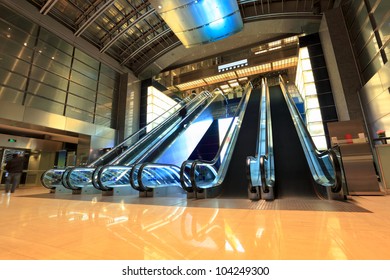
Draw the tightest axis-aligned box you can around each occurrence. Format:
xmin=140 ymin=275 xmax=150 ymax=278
xmin=269 ymin=86 xmax=317 ymax=198
xmin=218 ymin=88 xmax=261 ymax=198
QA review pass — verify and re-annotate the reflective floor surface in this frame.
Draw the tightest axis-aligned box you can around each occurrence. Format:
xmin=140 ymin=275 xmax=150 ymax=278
xmin=1 ymin=186 xmax=390 ymax=260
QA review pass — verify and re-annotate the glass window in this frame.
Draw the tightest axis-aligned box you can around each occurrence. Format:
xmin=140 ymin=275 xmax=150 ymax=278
xmin=25 ymin=94 xmax=64 ymax=115
xmin=368 ymin=0 xmax=380 ymax=8
xmin=312 ymin=136 xmax=328 ymax=151
xmin=301 ymin=59 xmax=312 ymax=71
xmin=68 ymin=81 xmax=96 ymax=102
xmin=0 ymin=68 xmax=27 ymax=91
xmin=94 ymin=115 xmax=111 ymax=127
xmin=303 ymin=71 xmax=314 ymax=83
xmin=362 ymin=53 xmax=384 ymax=82
xmin=95 ymin=104 xmax=112 ymax=118
xmin=305 ymin=96 xmax=320 ymax=109
xmin=385 ymin=44 xmax=390 ymax=58
xmin=96 ymin=94 xmax=113 ymax=107
xmin=33 ymin=53 xmax=71 ymax=79
xmin=67 ymin=93 xmax=95 ymax=113
xmin=353 ymin=20 xmax=374 ymax=54
xmin=100 ymin=64 xmax=119 ymax=80
xmin=0 ymin=87 xmax=24 ymax=104
xmin=70 ymin=70 xmax=98 ymax=90
xmin=350 ymin=7 xmax=369 ymax=41
xmin=0 ymin=5 xmax=39 ymax=36
xmin=35 ymin=40 xmax=73 ymax=67
xmin=74 ymin=49 xmax=99 ymax=69
xmin=0 ymin=54 xmax=30 ymax=76
xmin=0 ymin=21 xmax=37 ymax=49
xmin=304 ymin=83 xmax=317 ymax=96
xmin=30 ymin=66 xmax=69 ymax=91
xmin=65 ymin=106 xmax=94 ymax=123
xmin=27 ymin=80 xmax=67 ymax=103
xmin=99 ymin=73 xmax=117 ymax=88
xmin=98 ymin=83 xmax=115 ymax=98
xmin=39 ymin=28 xmax=74 ymax=55
xmin=306 ymin=108 xmax=323 ymax=122
xmin=308 ymin=122 xmax=325 ymax=136
xmin=0 ymin=34 xmax=34 ymax=62
xmin=373 ymin=1 xmax=390 ymax=27
xmin=344 ymin=0 xmax=364 ymax=28
xmin=358 ymin=37 xmax=381 ymax=70
xmin=72 ymin=59 xmax=99 ymax=81
xmin=378 ymin=13 xmax=390 ymax=46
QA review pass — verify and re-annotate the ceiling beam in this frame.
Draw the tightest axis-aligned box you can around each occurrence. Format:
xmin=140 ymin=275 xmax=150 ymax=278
xmin=74 ymin=0 xmax=115 ymax=37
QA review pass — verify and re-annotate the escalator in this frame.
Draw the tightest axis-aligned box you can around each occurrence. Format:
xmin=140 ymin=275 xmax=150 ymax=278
xmin=40 ymin=91 xmax=211 ymax=191
xmin=269 ymin=85 xmax=318 ymax=198
xmin=216 ymin=88 xmax=260 ymax=198
xmin=95 ymin=90 xmax=235 ymax=191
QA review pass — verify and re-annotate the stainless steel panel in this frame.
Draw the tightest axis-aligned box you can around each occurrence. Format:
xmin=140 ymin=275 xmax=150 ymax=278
xmin=150 ymin=0 xmax=243 ymax=48
xmin=0 ymin=102 xmax=25 ymax=122
xmin=376 ymin=144 xmax=390 ymax=189
xmin=378 ymin=61 xmax=390 ymax=88
xmin=342 ymin=158 xmax=382 ymax=194
xmin=0 ymin=133 xmax=62 ymax=152
xmin=339 ymin=143 xmax=372 ymax=156
xmin=23 ymin=107 xmax=66 ymax=130
xmin=65 ymin=117 xmax=95 ymax=135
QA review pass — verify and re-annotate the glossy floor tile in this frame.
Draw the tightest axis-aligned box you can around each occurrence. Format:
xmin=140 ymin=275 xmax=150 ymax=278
xmin=1 ymin=186 xmax=390 ymax=260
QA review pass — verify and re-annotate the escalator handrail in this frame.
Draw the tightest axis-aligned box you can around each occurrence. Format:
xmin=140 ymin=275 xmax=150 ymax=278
xmin=279 ymin=75 xmax=343 ymax=193
xmin=88 ymin=92 xmax=199 ymax=167
xmin=129 ymin=88 xmax=223 ymax=192
xmin=94 ymin=88 xmax=217 ymax=191
xmin=259 ymin=78 xmax=275 ymax=193
xmin=181 ymin=81 xmax=254 ymax=193
xmin=62 ymin=93 xmax=205 ymax=190
xmin=108 ymin=90 xmax=212 ymax=166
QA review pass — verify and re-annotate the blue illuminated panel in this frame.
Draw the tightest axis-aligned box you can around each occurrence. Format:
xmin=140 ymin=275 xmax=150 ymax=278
xmin=150 ymin=0 xmax=243 ymax=48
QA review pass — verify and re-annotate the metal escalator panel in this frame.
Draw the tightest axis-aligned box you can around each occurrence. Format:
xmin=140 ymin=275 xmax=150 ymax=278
xmin=247 ymin=78 xmax=275 ymax=200
xmin=40 ymin=91 xmax=207 ymax=190
xmin=181 ymin=81 xmax=256 ymax=196
xmin=63 ymin=91 xmax=213 ymax=190
xmin=273 ymin=76 xmax=346 ymax=199
xmin=95 ymin=89 xmax=222 ymax=190
xmin=102 ymin=81 xmax=252 ymax=192
xmin=40 ymin=168 xmax=65 ymax=190
xmin=279 ymin=76 xmax=345 ymax=197
xmin=269 ymin=84 xmax=317 ymax=198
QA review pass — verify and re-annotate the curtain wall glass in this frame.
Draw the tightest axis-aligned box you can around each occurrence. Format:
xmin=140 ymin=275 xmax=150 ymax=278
xmin=0 ymin=4 xmax=120 ymax=128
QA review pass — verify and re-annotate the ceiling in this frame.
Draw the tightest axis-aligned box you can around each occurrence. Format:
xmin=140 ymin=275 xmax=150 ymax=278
xmin=22 ymin=0 xmax=336 ymax=79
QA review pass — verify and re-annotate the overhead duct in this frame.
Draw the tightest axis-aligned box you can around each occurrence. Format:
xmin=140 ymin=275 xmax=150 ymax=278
xmin=149 ymin=0 xmax=243 ymax=48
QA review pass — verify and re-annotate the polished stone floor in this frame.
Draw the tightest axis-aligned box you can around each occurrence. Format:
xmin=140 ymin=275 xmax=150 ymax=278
xmin=0 ymin=186 xmax=390 ymax=260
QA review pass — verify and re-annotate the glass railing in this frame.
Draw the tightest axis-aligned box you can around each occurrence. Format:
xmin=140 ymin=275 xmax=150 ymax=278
xmin=179 ymin=81 xmax=254 ymax=196
xmin=246 ymin=78 xmax=275 ymax=200
xmin=40 ymin=92 xmax=202 ymax=190
xmin=93 ymin=88 xmax=222 ymax=191
xmin=279 ymin=75 xmax=346 ymax=199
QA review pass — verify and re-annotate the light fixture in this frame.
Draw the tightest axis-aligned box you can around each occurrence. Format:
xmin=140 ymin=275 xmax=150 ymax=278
xmin=149 ymin=0 xmax=243 ymax=48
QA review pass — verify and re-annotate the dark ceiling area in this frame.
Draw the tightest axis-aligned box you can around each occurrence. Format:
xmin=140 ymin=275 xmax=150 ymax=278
xmin=22 ymin=0 xmax=335 ymax=79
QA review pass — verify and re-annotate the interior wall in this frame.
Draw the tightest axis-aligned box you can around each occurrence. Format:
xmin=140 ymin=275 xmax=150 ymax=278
xmin=359 ymin=62 xmax=390 ymax=140
xmin=319 ymin=7 xmax=363 ymax=121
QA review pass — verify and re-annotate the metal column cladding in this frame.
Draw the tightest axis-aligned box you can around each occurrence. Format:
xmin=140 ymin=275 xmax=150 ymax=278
xmin=150 ymin=0 xmax=243 ymax=48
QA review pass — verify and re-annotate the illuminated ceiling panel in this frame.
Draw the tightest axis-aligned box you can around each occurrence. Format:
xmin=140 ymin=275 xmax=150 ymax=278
xmin=272 ymin=57 xmax=298 ymax=70
xmin=176 ymin=79 xmax=207 ymax=90
xmin=236 ymin=63 xmax=272 ymax=77
xmin=150 ymin=0 xmax=243 ymax=48
xmin=204 ymin=72 xmax=237 ymax=83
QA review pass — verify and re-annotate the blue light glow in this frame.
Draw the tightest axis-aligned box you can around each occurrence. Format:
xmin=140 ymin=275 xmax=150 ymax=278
xmin=150 ymin=0 xmax=243 ymax=48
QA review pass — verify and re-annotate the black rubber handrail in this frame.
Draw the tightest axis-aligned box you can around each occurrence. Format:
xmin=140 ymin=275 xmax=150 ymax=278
xmin=279 ymin=75 xmax=344 ymax=194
